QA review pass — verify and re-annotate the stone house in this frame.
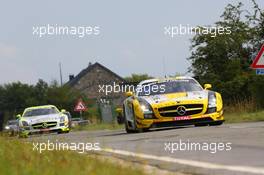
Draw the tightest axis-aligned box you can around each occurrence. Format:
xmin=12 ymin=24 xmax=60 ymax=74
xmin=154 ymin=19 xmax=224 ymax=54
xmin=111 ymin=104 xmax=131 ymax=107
xmin=67 ymin=62 xmax=127 ymax=106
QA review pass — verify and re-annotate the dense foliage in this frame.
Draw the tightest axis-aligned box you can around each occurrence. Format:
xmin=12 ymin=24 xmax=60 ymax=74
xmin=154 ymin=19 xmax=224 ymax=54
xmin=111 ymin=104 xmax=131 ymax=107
xmin=188 ymin=0 xmax=264 ymax=107
xmin=1 ymin=1 xmax=264 ymax=129
xmin=0 ymin=80 xmax=84 ymax=123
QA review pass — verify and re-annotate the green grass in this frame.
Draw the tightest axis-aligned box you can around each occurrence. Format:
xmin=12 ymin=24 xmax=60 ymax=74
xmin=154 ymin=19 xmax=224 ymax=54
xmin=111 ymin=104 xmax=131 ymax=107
xmin=0 ymin=137 xmax=146 ymax=175
xmin=225 ymin=110 xmax=264 ymax=123
xmin=72 ymin=123 xmax=124 ymax=131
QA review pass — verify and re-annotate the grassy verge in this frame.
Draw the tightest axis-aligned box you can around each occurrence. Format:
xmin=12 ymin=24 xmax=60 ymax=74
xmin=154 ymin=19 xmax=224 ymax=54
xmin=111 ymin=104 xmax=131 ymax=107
xmin=224 ymin=110 xmax=264 ymax=123
xmin=72 ymin=123 xmax=123 ymax=131
xmin=0 ymin=137 xmax=145 ymax=175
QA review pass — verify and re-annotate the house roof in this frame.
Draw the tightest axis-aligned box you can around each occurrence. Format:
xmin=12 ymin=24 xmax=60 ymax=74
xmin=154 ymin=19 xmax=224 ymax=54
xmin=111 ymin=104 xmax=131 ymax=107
xmin=67 ymin=62 xmax=127 ymax=86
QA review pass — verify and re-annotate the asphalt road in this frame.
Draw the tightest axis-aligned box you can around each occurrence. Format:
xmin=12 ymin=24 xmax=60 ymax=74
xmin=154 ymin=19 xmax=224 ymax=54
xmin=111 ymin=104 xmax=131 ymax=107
xmin=29 ymin=122 xmax=264 ymax=175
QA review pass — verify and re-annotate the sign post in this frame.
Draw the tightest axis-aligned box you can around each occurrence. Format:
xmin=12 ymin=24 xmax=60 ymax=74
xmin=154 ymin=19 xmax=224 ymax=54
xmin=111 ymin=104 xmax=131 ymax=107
xmin=74 ymin=98 xmax=87 ymax=119
xmin=251 ymin=44 xmax=264 ymax=75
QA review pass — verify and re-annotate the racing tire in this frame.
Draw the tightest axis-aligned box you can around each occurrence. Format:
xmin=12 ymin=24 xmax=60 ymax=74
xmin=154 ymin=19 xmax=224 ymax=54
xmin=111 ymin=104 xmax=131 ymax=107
xmin=8 ymin=131 xmax=15 ymax=137
xmin=124 ymin=105 xmax=137 ymax=133
xmin=130 ymin=104 xmax=144 ymax=133
xmin=125 ymin=122 xmax=136 ymax=133
xmin=58 ymin=130 xmax=70 ymax=134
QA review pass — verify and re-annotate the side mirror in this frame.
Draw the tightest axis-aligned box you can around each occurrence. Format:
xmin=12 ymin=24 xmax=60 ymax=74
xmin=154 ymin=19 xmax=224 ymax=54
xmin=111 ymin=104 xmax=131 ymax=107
xmin=16 ymin=114 xmax=22 ymax=119
xmin=61 ymin=109 xmax=66 ymax=113
xmin=204 ymin=84 xmax=212 ymax=90
xmin=125 ymin=91 xmax=134 ymax=97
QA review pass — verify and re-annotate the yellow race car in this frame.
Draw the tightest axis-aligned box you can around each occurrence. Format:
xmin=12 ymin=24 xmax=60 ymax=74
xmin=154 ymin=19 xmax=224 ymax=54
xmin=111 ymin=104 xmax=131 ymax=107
xmin=123 ymin=76 xmax=224 ymax=133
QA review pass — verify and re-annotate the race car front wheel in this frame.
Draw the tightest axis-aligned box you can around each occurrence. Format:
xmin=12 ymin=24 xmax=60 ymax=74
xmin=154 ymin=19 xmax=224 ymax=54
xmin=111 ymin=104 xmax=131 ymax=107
xmin=124 ymin=105 xmax=136 ymax=133
xmin=124 ymin=105 xmax=144 ymax=133
xmin=58 ymin=129 xmax=70 ymax=134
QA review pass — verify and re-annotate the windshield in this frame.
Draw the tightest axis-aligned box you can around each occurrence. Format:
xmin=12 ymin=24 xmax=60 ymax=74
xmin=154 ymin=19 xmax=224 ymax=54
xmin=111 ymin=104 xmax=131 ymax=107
xmin=23 ymin=107 xmax=58 ymax=117
xmin=138 ymin=79 xmax=203 ymax=96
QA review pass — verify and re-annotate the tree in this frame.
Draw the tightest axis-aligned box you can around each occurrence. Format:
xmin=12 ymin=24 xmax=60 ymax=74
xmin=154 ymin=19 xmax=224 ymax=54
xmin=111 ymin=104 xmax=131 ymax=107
xmin=1 ymin=82 xmax=35 ymax=114
xmin=188 ymin=0 xmax=264 ymax=106
xmin=34 ymin=79 xmax=48 ymax=105
xmin=0 ymin=80 xmax=84 ymax=129
xmin=46 ymin=81 xmax=84 ymax=114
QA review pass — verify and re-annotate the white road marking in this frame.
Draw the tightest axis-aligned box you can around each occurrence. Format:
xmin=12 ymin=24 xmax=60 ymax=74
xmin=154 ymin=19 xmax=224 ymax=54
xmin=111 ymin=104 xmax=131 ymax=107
xmin=102 ymin=148 xmax=264 ymax=174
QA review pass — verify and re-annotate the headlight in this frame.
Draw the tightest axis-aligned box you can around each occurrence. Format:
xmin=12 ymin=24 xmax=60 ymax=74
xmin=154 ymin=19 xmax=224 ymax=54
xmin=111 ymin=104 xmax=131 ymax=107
xmin=138 ymin=99 xmax=153 ymax=113
xmin=60 ymin=116 xmax=65 ymax=122
xmin=22 ymin=121 xmax=29 ymax=126
xmin=207 ymin=92 xmax=217 ymax=113
xmin=208 ymin=92 xmax=217 ymax=108
xmin=138 ymin=99 xmax=156 ymax=119
xmin=21 ymin=121 xmax=30 ymax=130
xmin=5 ymin=126 xmax=10 ymax=130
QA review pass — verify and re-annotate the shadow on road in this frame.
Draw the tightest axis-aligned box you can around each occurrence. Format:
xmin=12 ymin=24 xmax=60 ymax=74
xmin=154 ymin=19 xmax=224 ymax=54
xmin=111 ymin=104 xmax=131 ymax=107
xmin=97 ymin=125 xmax=192 ymax=137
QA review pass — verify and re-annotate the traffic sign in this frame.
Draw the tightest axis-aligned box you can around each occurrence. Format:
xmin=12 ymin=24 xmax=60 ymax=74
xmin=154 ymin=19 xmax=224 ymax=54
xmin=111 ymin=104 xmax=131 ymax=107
xmin=256 ymin=69 xmax=264 ymax=75
xmin=251 ymin=44 xmax=264 ymax=69
xmin=74 ymin=99 xmax=87 ymax=112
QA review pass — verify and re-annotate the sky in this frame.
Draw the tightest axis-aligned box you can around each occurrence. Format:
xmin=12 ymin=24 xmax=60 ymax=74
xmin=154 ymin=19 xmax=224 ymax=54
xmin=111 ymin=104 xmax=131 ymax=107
xmin=0 ymin=0 xmax=263 ymax=85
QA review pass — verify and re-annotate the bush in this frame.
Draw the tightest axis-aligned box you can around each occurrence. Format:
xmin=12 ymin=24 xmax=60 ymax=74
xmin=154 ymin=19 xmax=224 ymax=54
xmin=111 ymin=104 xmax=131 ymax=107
xmin=0 ymin=79 xmax=84 ymax=129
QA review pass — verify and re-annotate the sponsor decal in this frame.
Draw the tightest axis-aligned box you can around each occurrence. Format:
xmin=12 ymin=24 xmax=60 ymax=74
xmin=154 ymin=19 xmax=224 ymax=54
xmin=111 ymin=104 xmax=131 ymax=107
xmin=173 ymin=116 xmax=191 ymax=121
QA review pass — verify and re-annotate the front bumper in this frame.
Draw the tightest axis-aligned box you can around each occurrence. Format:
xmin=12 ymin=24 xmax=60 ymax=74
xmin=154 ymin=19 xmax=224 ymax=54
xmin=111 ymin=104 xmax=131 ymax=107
xmin=135 ymin=110 xmax=224 ymax=129
xmin=19 ymin=122 xmax=69 ymax=135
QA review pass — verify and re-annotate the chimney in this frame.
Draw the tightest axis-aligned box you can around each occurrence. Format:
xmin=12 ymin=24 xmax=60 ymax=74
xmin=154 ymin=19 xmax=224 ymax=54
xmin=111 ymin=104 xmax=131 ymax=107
xmin=88 ymin=62 xmax=92 ymax=67
xmin=69 ymin=74 xmax=74 ymax=81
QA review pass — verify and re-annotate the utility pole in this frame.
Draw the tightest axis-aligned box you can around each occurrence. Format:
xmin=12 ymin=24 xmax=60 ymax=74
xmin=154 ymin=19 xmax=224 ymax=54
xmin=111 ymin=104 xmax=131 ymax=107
xmin=59 ymin=62 xmax=63 ymax=86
